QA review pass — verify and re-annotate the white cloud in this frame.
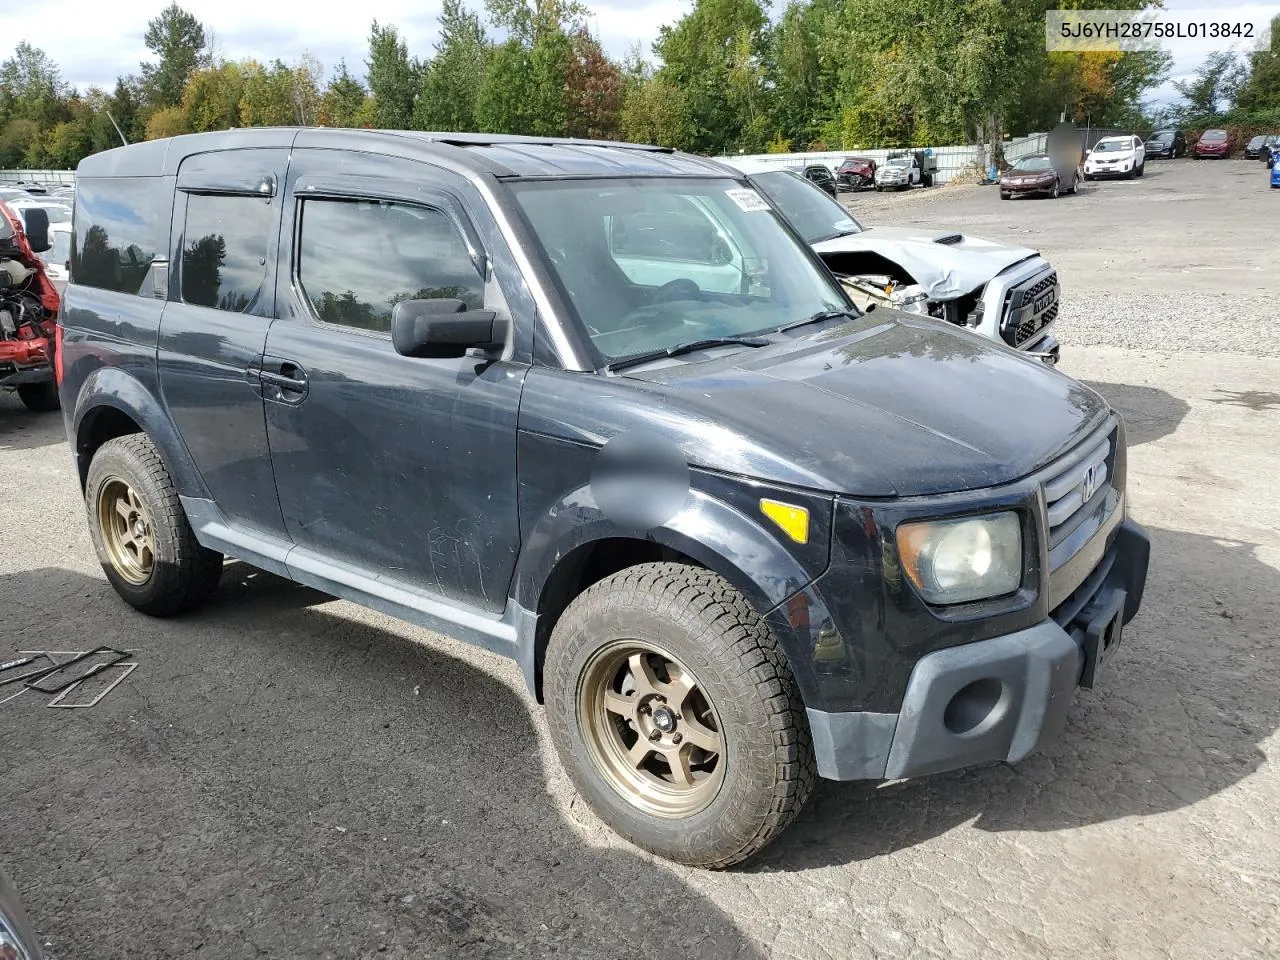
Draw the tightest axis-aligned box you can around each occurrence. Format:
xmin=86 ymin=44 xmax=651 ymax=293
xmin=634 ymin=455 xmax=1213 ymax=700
xmin=0 ymin=0 xmax=686 ymax=93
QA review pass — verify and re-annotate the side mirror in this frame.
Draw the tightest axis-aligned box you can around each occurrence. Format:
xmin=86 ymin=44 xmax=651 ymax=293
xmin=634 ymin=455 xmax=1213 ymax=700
xmin=22 ymin=207 xmax=50 ymax=255
xmin=391 ymin=298 xmax=501 ymax=359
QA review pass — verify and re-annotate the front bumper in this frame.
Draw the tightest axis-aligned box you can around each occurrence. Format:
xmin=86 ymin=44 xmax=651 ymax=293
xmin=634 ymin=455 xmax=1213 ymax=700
xmin=1085 ymin=163 xmax=1134 ymax=178
xmin=808 ymin=517 xmax=1150 ymax=781
xmin=1001 ymin=180 xmax=1056 ymax=195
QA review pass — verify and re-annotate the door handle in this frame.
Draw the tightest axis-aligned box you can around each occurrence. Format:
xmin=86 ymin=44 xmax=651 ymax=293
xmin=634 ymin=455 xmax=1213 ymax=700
xmin=255 ymin=357 xmax=309 ymax=403
xmin=259 ymin=368 xmax=308 ymax=391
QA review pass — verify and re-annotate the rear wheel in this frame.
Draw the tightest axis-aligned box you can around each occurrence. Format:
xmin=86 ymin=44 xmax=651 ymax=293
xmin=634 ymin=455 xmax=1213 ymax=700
xmin=544 ymin=562 xmax=816 ymax=869
xmin=86 ymin=434 xmax=223 ymax=616
xmin=17 ymin=381 xmax=59 ymax=412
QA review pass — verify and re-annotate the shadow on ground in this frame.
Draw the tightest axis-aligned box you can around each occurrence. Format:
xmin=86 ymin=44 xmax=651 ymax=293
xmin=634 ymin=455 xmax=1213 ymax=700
xmin=1082 ymin=381 xmax=1190 ymax=446
xmin=0 ymin=564 xmax=762 ymax=960
xmin=755 ymin=525 xmax=1278 ymax=871
xmin=0 ymin=397 xmax=64 ymax=453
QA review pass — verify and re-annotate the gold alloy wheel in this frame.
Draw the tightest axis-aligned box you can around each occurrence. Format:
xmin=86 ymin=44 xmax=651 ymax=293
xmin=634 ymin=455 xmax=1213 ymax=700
xmin=96 ymin=477 xmax=156 ymax=585
xmin=577 ymin=641 xmax=726 ymax=818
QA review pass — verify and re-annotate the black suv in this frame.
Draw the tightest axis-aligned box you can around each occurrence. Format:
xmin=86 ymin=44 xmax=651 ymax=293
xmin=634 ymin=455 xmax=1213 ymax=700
xmin=58 ymin=129 xmax=1149 ymax=868
xmin=1144 ymin=129 xmax=1186 ymax=159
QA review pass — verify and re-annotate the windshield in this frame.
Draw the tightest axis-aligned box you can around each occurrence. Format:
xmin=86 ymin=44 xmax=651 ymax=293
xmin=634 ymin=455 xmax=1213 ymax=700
xmin=47 ymin=229 xmax=71 ymax=266
xmin=1149 ymin=132 xmax=1172 ymax=143
xmin=885 ymin=157 xmax=910 ymax=167
xmin=510 ymin=177 xmax=847 ymax=365
xmin=747 ymin=171 xmax=862 ymax=244
xmin=1202 ymin=130 xmax=1227 ymax=141
xmin=1012 ymin=156 xmax=1053 ymax=171
xmin=1093 ymin=139 xmax=1132 ymax=153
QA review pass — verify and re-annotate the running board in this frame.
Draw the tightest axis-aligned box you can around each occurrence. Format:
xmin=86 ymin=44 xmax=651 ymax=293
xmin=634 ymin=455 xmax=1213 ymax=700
xmin=180 ymin=496 xmax=522 ymax=661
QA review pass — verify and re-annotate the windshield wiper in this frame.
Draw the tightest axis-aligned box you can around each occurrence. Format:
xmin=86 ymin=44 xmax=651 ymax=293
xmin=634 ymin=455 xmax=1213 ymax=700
xmin=774 ymin=308 xmax=860 ymax=335
xmin=604 ymin=335 xmax=770 ymax=373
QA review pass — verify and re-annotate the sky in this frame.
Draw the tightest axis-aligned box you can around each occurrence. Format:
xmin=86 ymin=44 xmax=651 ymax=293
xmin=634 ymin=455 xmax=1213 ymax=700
xmin=1 ymin=0 xmax=1276 ymax=115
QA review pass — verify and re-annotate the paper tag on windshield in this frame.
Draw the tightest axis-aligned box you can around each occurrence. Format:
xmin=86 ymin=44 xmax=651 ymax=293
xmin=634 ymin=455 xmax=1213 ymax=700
xmin=725 ymin=188 xmax=770 ymax=212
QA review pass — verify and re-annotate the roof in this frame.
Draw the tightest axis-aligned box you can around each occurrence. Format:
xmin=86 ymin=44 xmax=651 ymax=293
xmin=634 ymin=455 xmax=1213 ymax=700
xmin=76 ymin=127 xmax=732 ymax=180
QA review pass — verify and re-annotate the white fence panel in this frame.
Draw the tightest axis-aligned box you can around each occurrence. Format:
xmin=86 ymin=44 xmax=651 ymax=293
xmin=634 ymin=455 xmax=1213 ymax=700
xmin=716 ymin=145 xmax=982 ymax=184
xmin=0 ymin=169 xmax=76 ymax=186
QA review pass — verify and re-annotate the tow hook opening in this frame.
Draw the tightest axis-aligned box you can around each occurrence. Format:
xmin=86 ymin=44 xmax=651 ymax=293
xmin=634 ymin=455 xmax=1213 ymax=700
xmin=942 ymin=677 xmax=1007 ymax=735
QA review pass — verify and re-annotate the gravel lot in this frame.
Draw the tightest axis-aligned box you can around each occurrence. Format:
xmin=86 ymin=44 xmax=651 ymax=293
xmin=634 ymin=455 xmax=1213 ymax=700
xmin=2 ymin=157 xmax=1278 ymax=959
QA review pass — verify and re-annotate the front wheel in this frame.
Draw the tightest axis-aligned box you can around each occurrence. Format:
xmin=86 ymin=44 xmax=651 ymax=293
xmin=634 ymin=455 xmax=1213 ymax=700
xmin=1000 ymin=191 xmax=1011 ymax=200
xmin=17 ymin=380 xmax=59 ymax=412
xmin=1068 ymin=175 xmax=1079 ymax=195
xmin=85 ymin=434 xmax=223 ymax=616
xmin=1050 ymin=179 xmax=1060 ymax=199
xmin=544 ymin=563 xmax=816 ymax=869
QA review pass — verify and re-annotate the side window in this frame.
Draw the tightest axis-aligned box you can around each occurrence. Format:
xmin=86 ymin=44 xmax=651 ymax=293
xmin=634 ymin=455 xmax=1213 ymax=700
xmin=180 ymin=193 xmax=275 ymax=313
xmin=72 ymin=177 xmax=170 ymax=295
xmin=297 ymin=198 xmax=484 ymax=334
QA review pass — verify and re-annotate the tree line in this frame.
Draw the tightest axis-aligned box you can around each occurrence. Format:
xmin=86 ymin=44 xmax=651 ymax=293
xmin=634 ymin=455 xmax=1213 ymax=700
xmin=3 ymin=1 xmax=1279 ymax=172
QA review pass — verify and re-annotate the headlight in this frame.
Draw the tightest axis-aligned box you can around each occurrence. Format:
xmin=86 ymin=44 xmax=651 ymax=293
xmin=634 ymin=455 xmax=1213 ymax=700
xmin=896 ymin=512 xmax=1022 ymax=605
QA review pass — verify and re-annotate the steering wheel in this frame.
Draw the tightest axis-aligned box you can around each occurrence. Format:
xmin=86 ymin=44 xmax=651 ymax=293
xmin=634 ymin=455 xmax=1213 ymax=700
xmin=652 ymin=278 xmax=708 ymax=304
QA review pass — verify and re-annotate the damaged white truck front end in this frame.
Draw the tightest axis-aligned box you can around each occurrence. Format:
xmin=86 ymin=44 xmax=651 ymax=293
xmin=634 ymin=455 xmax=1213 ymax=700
xmin=719 ymin=159 xmax=1062 ymax=364
xmin=813 ymin=227 xmax=1061 ymax=364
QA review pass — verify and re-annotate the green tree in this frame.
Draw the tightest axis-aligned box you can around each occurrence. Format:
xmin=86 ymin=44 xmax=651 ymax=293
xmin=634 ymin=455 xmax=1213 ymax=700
xmin=413 ymin=0 xmax=490 ymax=131
xmin=475 ymin=40 xmax=535 ymax=133
xmin=620 ymin=77 xmax=693 ymax=148
xmin=182 ymin=61 xmax=245 ymax=132
xmin=366 ymin=21 xmax=422 ymax=129
xmin=318 ymin=61 xmax=369 ymax=127
xmin=651 ymin=0 xmax=769 ymax=154
xmin=0 ymin=42 xmax=71 ymax=130
xmin=1174 ymin=50 xmax=1246 ymax=120
xmin=1234 ymin=16 xmax=1280 ymax=113
xmin=141 ymin=4 xmax=209 ymax=109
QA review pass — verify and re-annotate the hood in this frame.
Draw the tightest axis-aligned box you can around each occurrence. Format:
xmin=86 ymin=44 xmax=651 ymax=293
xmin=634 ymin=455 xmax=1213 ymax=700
xmin=523 ymin=313 xmax=1108 ymax=499
xmin=813 ymin=227 xmax=1040 ymax=301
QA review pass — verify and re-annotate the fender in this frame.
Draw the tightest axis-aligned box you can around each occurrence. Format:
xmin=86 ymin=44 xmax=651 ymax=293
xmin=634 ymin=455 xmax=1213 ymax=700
xmin=71 ymin=365 xmax=210 ymax=500
xmin=512 ymin=482 xmax=832 ymax=706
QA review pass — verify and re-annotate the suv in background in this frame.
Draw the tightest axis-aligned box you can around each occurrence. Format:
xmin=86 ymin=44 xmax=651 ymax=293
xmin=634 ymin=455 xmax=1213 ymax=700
xmin=1084 ymin=136 xmax=1145 ymax=179
xmin=1194 ymin=129 xmax=1233 ymax=158
xmin=1145 ymin=129 xmax=1186 ymax=159
xmin=800 ymin=163 xmax=837 ymax=198
xmin=59 ymin=129 xmax=1149 ymax=869
xmin=1245 ymin=134 xmax=1277 ymax=160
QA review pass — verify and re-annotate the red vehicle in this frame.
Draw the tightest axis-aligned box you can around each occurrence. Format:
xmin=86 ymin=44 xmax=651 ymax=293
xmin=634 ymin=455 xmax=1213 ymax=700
xmin=1193 ymin=129 xmax=1233 ymax=158
xmin=836 ymin=156 xmax=877 ymax=191
xmin=0 ymin=201 xmax=60 ymax=411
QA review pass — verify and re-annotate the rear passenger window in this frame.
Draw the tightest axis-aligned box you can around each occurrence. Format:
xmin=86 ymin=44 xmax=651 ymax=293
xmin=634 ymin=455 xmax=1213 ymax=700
xmin=72 ymin=177 xmax=170 ymax=295
xmin=181 ymin=194 xmax=275 ymax=313
xmin=297 ymin=199 xmax=484 ymax=334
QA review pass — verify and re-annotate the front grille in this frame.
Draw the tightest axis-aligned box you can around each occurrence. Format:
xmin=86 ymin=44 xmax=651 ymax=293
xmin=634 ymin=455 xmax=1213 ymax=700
xmin=1001 ymin=270 xmax=1059 ymax=346
xmin=1042 ymin=419 xmax=1116 ymax=550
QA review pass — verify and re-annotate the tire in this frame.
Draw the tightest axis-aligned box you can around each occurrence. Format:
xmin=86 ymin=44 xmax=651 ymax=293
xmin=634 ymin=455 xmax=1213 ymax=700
xmin=544 ymin=562 xmax=816 ymax=869
xmin=1068 ymin=175 xmax=1079 ymax=195
xmin=1137 ymin=162 xmax=1145 ymax=177
xmin=1000 ymin=191 xmax=1011 ymax=200
xmin=17 ymin=380 xmax=59 ymax=412
xmin=1050 ymin=179 xmax=1060 ymax=199
xmin=85 ymin=433 xmax=223 ymax=617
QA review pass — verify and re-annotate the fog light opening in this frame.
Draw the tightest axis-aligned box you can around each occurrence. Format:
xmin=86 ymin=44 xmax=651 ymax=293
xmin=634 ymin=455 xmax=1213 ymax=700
xmin=943 ymin=678 xmax=1005 ymax=735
